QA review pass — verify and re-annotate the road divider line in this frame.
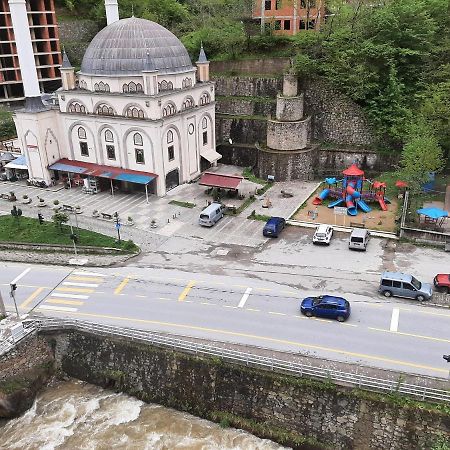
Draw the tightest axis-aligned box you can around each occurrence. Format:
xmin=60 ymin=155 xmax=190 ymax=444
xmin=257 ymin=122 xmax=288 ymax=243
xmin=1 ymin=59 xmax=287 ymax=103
xmin=238 ymin=287 xmax=252 ymax=308
xmin=19 ymin=287 xmax=44 ymax=309
xmin=10 ymin=267 xmax=31 ymax=285
xmin=114 ymin=277 xmax=130 ymax=295
xmin=55 ymin=287 xmax=94 ymax=294
xmin=245 ymin=308 xmax=260 ymax=312
xmin=269 ymin=311 xmax=286 ymax=316
xmin=369 ymin=327 xmax=450 ymax=343
xmin=50 ymin=293 xmax=89 ymax=300
xmin=390 ymin=308 xmax=400 ymax=332
xmin=72 ymin=271 xmax=107 ymax=277
xmin=178 ymin=280 xmax=195 ymax=302
xmin=39 ymin=305 xmax=78 ymax=312
xmin=57 ymin=309 xmax=449 ymax=375
xmin=46 ymin=299 xmax=84 ymax=306
xmin=63 ymin=282 xmax=99 ymax=288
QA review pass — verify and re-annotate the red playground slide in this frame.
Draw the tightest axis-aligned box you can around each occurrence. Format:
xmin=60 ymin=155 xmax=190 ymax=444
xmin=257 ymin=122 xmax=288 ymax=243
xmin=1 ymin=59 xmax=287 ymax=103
xmin=378 ymin=197 xmax=387 ymax=211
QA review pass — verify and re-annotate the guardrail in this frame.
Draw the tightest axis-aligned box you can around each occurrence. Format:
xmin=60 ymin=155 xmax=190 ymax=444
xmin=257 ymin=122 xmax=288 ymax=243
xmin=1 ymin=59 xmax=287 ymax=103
xmin=0 ymin=323 xmax=36 ymax=357
xmin=21 ymin=317 xmax=450 ymax=404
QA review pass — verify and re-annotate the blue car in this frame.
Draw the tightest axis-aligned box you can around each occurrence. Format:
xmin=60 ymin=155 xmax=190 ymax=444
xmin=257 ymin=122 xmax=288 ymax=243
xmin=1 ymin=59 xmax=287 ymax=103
xmin=263 ymin=217 xmax=286 ymax=237
xmin=300 ymin=295 xmax=351 ymax=322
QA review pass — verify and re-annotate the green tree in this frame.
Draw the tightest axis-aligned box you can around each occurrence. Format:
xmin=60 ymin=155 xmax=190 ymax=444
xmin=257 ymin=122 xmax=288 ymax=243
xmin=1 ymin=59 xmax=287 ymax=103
xmin=52 ymin=212 xmax=69 ymax=232
xmin=0 ymin=107 xmax=16 ymax=140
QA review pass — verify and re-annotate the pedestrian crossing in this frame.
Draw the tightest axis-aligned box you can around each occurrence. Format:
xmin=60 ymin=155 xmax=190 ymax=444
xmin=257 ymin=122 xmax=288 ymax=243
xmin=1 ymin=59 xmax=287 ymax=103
xmin=38 ymin=270 xmax=107 ymax=313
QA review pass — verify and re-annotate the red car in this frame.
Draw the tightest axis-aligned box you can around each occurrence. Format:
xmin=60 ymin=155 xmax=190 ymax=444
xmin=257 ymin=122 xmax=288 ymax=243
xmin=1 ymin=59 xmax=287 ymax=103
xmin=434 ymin=274 xmax=450 ymax=294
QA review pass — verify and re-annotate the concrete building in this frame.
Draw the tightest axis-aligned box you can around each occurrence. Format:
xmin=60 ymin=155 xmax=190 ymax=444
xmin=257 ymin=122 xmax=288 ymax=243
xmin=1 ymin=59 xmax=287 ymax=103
xmin=253 ymin=0 xmax=325 ymax=35
xmin=0 ymin=0 xmax=61 ymax=104
xmin=11 ymin=0 xmax=219 ymax=198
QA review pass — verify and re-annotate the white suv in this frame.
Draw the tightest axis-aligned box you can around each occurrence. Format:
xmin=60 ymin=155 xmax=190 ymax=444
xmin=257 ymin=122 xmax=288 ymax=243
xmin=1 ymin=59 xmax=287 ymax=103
xmin=313 ymin=224 xmax=333 ymax=245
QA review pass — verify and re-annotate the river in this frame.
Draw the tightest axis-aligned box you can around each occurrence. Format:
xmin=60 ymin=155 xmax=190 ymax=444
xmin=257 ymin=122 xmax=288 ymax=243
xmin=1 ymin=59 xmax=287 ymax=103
xmin=0 ymin=380 xmax=289 ymax=450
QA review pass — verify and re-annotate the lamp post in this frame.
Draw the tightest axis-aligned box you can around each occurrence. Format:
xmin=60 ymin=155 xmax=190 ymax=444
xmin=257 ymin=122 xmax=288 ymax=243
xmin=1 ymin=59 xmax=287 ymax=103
xmin=68 ymin=213 xmax=78 ymax=257
xmin=444 ymin=355 xmax=450 ymax=380
xmin=9 ymin=283 xmax=19 ymax=318
xmin=114 ymin=211 xmax=121 ymax=243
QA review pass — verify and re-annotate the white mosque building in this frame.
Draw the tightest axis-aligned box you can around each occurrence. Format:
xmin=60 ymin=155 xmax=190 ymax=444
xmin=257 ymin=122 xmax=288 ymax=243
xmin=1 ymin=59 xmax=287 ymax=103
xmin=10 ymin=0 xmax=219 ymax=198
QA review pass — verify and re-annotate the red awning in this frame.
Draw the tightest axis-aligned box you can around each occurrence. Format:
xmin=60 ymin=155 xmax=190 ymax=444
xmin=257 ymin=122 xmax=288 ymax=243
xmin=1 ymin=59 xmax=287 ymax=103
xmin=199 ymin=172 xmax=243 ymax=190
xmin=342 ymin=164 xmax=364 ymax=176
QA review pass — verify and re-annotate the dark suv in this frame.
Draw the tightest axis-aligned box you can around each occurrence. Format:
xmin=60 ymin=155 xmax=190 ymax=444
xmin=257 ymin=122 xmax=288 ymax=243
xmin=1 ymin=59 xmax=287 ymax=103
xmin=263 ymin=217 xmax=286 ymax=237
xmin=300 ymin=295 xmax=351 ymax=322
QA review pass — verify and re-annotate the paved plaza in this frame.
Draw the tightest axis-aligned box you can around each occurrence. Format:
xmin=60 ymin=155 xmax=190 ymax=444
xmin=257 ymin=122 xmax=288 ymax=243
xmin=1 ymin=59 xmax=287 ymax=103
xmin=0 ymin=165 xmax=317 ymax=249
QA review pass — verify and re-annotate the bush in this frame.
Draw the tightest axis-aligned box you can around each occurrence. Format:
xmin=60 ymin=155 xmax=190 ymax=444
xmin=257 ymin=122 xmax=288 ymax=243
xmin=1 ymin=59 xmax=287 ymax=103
xmin=122 ymin=239 xmax=136 ymax=251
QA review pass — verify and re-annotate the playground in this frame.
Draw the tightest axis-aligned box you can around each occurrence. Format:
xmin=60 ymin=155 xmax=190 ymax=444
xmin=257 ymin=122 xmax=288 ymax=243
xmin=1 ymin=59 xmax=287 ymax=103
xmin=293 ymin=164 xmax=399 ymax=232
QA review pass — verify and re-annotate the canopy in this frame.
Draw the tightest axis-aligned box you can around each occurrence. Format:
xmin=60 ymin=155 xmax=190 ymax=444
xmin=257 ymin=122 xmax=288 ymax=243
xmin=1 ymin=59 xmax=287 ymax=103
xmin=4 ymin=155 xmax=28 ymax=170
xmin=416 ymin=207 xmax=448 ymax=219
xmin=342 ymin=164 xmax=364 ymax=176
xmin=0 ymin=152 xmax=15 ymax=162
xmin=49 ymin=158 xmax=157 ymax=185
xmin=200 ymin=149 xmax=222 ymax=163
xmin=199 ymin=172 xmax=243 ymax=190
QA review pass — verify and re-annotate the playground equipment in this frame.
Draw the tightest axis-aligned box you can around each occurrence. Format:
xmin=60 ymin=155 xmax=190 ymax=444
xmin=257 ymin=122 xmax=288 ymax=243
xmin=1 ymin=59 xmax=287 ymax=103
xmin=312 ymin=164 xmax=390 ymax=216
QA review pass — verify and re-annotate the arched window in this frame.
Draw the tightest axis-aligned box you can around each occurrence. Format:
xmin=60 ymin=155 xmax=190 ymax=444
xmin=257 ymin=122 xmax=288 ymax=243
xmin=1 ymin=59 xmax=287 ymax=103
xmin=95 ymin=82 xmax=110 ymax=92
xmin=129 ymin=82 xmax=137 ymax=93
xmin=182 ymin=78 xmax=192 ymax=88
xmin=126 ymin=106 xmax=145 ymax=119
xmin=167 ymin=130 xmax=173 ymax=144
xmin=96 ymin=104 xmax=115 ymax=116
xmin=122 ymin=84 xmax=129 ymax=93
xmin=159 ymin=80 xmax=174 ymax=92
xmin=94 ymin=83 xmax=99 ymax=91
xmin=202 ymin=117 xmax=208 ymax=145
xmin=202 ymin=117 xmax=208 ymax=129
xmin=133 ymin=133 xmax=143 ymax=146
xmin=200 ymin=92 xmax=210 ymax=105
xmin=182 ymin=97 xmax=194 ymax=110
xmin=77 ymin=127 xmax=86 ymax=139
xmin=168 ymin=81 xmax=173 ymax=90
xmin=162 ymin=103 xmax=176 ymax=117
xmin=79 ymin=80 xmax=87 ymax=90
xmin=68 ymin=102 xmax=87 ymax=114
xmin=136 ymin=83 xmax=143 ymax=93
xmin=105 ymin=129 xmax=114 ymax=142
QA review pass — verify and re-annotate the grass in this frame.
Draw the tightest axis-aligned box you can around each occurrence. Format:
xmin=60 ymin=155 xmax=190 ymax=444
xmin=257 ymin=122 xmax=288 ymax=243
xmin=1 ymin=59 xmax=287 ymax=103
xmin=168 ymin=200 xmax=196 ymax=208
xmin=247 ymin=211 xmax=271 ymax=221
xmin=0 ymin=216 xmax=138 ymax=252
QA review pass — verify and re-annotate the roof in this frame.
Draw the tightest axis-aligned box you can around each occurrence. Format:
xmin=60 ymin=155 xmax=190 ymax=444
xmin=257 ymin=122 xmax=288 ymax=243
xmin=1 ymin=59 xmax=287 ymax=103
xmin=342 ymin=164 xmax=364 ymax=176
xmin=61 ymin=49 xmax=72 ymax=69
xmin=48 ymin=158 xmax=157 ymax=185
xmin=416 ymin=207 xmax=448 ymax=219
xmin=199 ymin=172 xmax=243 ymax=190
xmin=80 ymin=17 xmax=193 ymax=76
xmin=381 ymin=272 xmax=413 ymax=282
xmin=4 ymin=155 xmax=28 ymax=169
xmin=197 ymin=44 xmax=208 ymax=63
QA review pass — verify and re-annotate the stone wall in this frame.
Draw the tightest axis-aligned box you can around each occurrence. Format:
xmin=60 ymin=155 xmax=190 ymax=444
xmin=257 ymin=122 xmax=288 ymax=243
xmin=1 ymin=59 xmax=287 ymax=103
xmin=216 ymin=115 xmax=267 ymax=147
xmin=216 ymin=97 xmax=275 ymax=117
xmin=46 ymin=330 xmax=450 ymax=450
xmin=210 ymin=58 xmax=290 ymax=76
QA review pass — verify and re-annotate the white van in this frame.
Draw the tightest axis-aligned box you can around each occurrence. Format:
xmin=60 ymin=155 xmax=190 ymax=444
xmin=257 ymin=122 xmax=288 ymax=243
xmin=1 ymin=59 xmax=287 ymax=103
xmin=349 ymin=228 xmax=370 ymax=251
xmin=199 ymin=202 xmax=224 ymax=227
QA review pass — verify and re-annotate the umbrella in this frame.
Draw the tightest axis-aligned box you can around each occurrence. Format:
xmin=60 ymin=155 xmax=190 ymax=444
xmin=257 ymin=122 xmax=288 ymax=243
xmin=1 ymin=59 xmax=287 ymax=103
xmin=395 ymin=180 xmax=408 ymax=188
xmin=0 ymin=152 xmax=15 ymax=162
xmin=416 ymin=207 xmax=448 ymax=219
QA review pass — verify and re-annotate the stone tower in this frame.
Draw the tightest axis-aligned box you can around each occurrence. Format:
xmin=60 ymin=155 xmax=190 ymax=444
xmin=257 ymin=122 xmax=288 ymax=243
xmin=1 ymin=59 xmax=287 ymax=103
xmin=257 ymin=71 xmax=317 ymax=181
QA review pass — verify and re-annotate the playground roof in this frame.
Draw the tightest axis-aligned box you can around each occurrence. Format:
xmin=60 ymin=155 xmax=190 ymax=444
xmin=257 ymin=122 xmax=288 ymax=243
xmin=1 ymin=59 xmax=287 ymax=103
xmin=342 ymin=164 xmax=364 ymax=176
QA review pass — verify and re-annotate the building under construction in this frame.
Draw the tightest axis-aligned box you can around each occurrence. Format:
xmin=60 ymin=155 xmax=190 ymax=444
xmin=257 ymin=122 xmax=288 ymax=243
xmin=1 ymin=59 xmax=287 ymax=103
xmin=0 ymin=0 xmax=61 ymax=104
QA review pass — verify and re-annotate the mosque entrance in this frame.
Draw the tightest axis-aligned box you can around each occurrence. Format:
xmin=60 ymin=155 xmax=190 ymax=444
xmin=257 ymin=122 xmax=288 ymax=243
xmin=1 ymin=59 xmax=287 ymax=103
xmin=165 ymin=168 xmax=179 ymax=191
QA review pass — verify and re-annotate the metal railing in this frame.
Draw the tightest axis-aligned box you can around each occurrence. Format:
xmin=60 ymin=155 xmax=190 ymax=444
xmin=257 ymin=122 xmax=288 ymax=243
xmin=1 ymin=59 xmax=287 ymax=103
xmin=0 ymin=324 xmax=36 ymax=357
xmin=20 ymin=317 xmax=450 ymax=404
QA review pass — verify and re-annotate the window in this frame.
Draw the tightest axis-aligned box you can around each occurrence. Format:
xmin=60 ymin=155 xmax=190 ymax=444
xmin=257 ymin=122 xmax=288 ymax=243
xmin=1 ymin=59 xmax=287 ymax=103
xmin=68 ymin=102 xmax=86 ymax=113
xmin=168 ymin=145 xmax=174 ymax=161
xmin=182 ymin=78 xmax=192 ymax=88
xmin=308 ymin=19 xmax=316 ymax=30
xmin=301 ymin=0 xmax=306 ymax=7
xmin=159 ymin=80 xmax=173 ymax=92
xmin=392 ymin=281 xmax=402 ymax=288
xmin=96 ymin=104 xmax=115 ymax=116
xmin=403 ymin=283 xmax=414 ymax=291
xmin=381 ymin=279 xmax=392 ymax=287
xmin=77 ymin=127 xmax=86 ymax=139
xmin=126 ymin=106 xmax=145 ymax=118
xmin=95 ymin=81 xmax=110 ymax=92
xmin=133 ymin=133 xmax=143 ymax=146
xmin=299 ymin=20 xmax=306 ymax=30
xmin=284 ymin=20 xmax=291 ymax=30
xmin=80 ymin=141 xmax=89 ymax=156
xmin=167 ymin=130 xmax=174 ymax=144
xmin=106 ymin=144 xmax=116 ymax=160
xmin=275 ymin=0 xmax=281 ymax=9
xmin=163 ymin=103 xmax=176 ymax=117
xmin=79 ymin=80 xmax=87 ymax=90
xmin=202 ymin=117 xmax=208 ymax=129
xmin=200 ymin=93 xmax=210 ymax=105
xmin=265 ymin=0 xmax=271 ymax=10
xmin=105 ymin=129 xmax=114 ymax=142
xmin=182 ymin=97 xmax=194 ymax=110
xmin=203 ymin=131 xmax=208 ymax=145
xmin=135 ymin=148 xmax=145 ymax=164
xmin=123 ymin=84 xmax=129 ymax=93
xmin=274 ymin=20 xmax=281 ymax=30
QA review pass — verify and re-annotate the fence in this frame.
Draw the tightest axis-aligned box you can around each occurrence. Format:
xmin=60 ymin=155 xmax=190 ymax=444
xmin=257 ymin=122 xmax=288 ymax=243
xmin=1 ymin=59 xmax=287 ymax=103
xmin=12 ymin=317 xmax=448 ymax=405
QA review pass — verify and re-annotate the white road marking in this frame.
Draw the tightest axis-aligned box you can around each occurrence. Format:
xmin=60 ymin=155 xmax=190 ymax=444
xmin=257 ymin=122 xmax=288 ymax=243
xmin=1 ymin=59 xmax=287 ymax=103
xmin=238 ymin=287 xmax=252 ymax=308
xmin=63 ymin=282 xmax=99 ymax=288
xmin=390 ymin=307 xmax=400 ymax=332
xmin=72 ymin=271 xmax=107 ymax=277
xmin=50 ymin=293 xmax=89 ymax=300
xmin=10 ymin=267 xmax=31 ymax=285
xmin=39 ymin=305 xmax=78 ymax=312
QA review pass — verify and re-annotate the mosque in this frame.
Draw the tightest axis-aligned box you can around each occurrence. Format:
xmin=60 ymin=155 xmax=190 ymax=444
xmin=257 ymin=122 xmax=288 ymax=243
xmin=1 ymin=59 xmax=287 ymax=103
xmin=9 ymin=0 xmax=219 ymax=198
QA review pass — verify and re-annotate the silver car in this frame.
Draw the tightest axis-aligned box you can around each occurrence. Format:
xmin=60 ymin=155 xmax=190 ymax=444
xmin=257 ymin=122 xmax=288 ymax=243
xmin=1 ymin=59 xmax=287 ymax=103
xmin=379 ymin=271 xmax=433 ymax=301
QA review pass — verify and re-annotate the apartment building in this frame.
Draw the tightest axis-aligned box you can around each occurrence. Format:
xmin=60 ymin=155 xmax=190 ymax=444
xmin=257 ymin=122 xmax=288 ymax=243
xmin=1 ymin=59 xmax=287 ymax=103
xmin=0 ymin=0 xmax=61 ymax=104
xmin=253 ymin=0 xmax=325 ymax=35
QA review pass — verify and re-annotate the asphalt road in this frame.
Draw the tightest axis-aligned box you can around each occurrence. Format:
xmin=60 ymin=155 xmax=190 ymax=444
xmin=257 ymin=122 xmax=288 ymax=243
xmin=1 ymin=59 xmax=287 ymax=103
xmin=1 ymin=262 xmax=449 ymax=379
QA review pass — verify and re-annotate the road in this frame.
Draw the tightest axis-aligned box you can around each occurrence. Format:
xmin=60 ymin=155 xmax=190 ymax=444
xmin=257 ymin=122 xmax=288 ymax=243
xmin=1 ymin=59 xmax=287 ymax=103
xmin=1 ymin=261 xmax=449 ymax=379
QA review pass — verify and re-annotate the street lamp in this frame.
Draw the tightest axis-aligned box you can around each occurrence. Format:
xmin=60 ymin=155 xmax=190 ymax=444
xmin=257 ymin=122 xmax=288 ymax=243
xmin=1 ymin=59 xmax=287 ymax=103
xmin=9 ymin=283 xmax=19 ymax=318
xmin=444 ymin=355 xmax=450 ymax=380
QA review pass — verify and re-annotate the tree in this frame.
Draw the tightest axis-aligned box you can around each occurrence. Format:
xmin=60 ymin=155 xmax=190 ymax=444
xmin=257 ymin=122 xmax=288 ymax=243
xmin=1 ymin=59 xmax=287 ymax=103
xmin=0 ymin=107 xmax=16 ymax=140
xmin=52 ymin=212 xmax=69 ymax=232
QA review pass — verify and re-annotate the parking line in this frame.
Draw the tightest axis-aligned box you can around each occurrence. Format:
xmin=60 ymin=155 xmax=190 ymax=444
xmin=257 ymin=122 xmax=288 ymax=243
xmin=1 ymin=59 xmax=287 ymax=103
xmin=238 ymin=287 xmax=252 ymax=308
xmin=46 ymin=299 xmax=84 ymax=306
xmin=178 ymin=280 xmax=195 ymax=301
xmin=19 ymin=287 xmax=44 ymax=309
xmin=55 ymin=287 xmax=95 ymax=294
xmin=389 ymin=308 xmax=400 ymax=332
xmin=114 ymin=277 xmax=130 ymax=295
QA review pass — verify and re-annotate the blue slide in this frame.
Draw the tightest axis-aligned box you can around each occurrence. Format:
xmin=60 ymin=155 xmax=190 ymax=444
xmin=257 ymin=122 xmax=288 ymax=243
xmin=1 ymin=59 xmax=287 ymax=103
xmin=328 ymin=198 xmax=345 ymax=208
xmin=356 ymin=200 xmax=372 ymax=213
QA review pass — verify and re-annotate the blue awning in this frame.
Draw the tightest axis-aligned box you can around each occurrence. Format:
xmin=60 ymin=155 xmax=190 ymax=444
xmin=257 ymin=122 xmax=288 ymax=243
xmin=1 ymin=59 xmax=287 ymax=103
xmin=4 ymin=155 xmax=28 ymax=170
xmin=49 ymin=162 xmax=86 ymax=174
xmin=115 ymin=173 xmax=155 ymax=184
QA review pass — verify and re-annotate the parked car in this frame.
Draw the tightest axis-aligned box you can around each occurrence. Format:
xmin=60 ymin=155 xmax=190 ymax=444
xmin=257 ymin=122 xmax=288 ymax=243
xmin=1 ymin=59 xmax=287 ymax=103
xmin=199 ymin=202 xmax=224 ymax=227
xmin=348 ymin=228 xmax=370 ymax=251
xmin=379 ymin=271 xmax=433 ymax=301
xmin=434 ymin=274 xmax=450 ymax=294
xmin=313 ymin=224 xmax=333 ymax=245
xmin=300 ymin=295 xmax=351 ymax=322
xmin=263 ymin=216 xmax=286 ymax=237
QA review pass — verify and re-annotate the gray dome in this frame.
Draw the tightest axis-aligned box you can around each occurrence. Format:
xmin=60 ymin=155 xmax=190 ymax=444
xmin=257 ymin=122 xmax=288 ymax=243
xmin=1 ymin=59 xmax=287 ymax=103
xmin=80 ymin=17 xmax=193 ymax=76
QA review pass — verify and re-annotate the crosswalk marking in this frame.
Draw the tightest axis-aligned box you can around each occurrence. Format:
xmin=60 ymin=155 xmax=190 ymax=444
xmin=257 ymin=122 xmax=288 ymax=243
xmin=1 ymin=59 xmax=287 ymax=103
xmin=72 ymin=271 xmax=107 ymax=277
xmin=46 ymin=299 xmax=84 ymax=306
xmin=68 ymin=276 xmax=104 ymax=282
xmin=55 ymin=287 xmax=95 ymax=293
xmin=39 ymin=305 xmax=78 ymax=312
xmin=63 ymin=282 xmax=99 ymax=288
xmin=50 ymin=293 xmax=89 ymax=300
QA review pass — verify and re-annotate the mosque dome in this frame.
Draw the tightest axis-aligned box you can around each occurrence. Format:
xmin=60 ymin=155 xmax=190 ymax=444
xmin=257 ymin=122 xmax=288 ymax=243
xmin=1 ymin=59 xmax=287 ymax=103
xmin=80 ymin=17 xmax=193 ymax=76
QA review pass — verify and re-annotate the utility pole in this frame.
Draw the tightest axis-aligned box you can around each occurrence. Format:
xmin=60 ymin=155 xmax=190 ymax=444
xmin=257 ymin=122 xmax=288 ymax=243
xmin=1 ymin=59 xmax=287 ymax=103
xmin=9 ymin=283 xmax=19 ymax=318
xmin=114 ymin=212 xmax=121 ymax=243
xmin=68 ymin=214 xmax=78 ymax=256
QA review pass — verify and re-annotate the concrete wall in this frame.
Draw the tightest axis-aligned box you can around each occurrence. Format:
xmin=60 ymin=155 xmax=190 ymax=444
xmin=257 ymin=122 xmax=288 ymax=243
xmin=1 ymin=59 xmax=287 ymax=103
xmin=46 ymin=330 xmax=450 ymax=450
